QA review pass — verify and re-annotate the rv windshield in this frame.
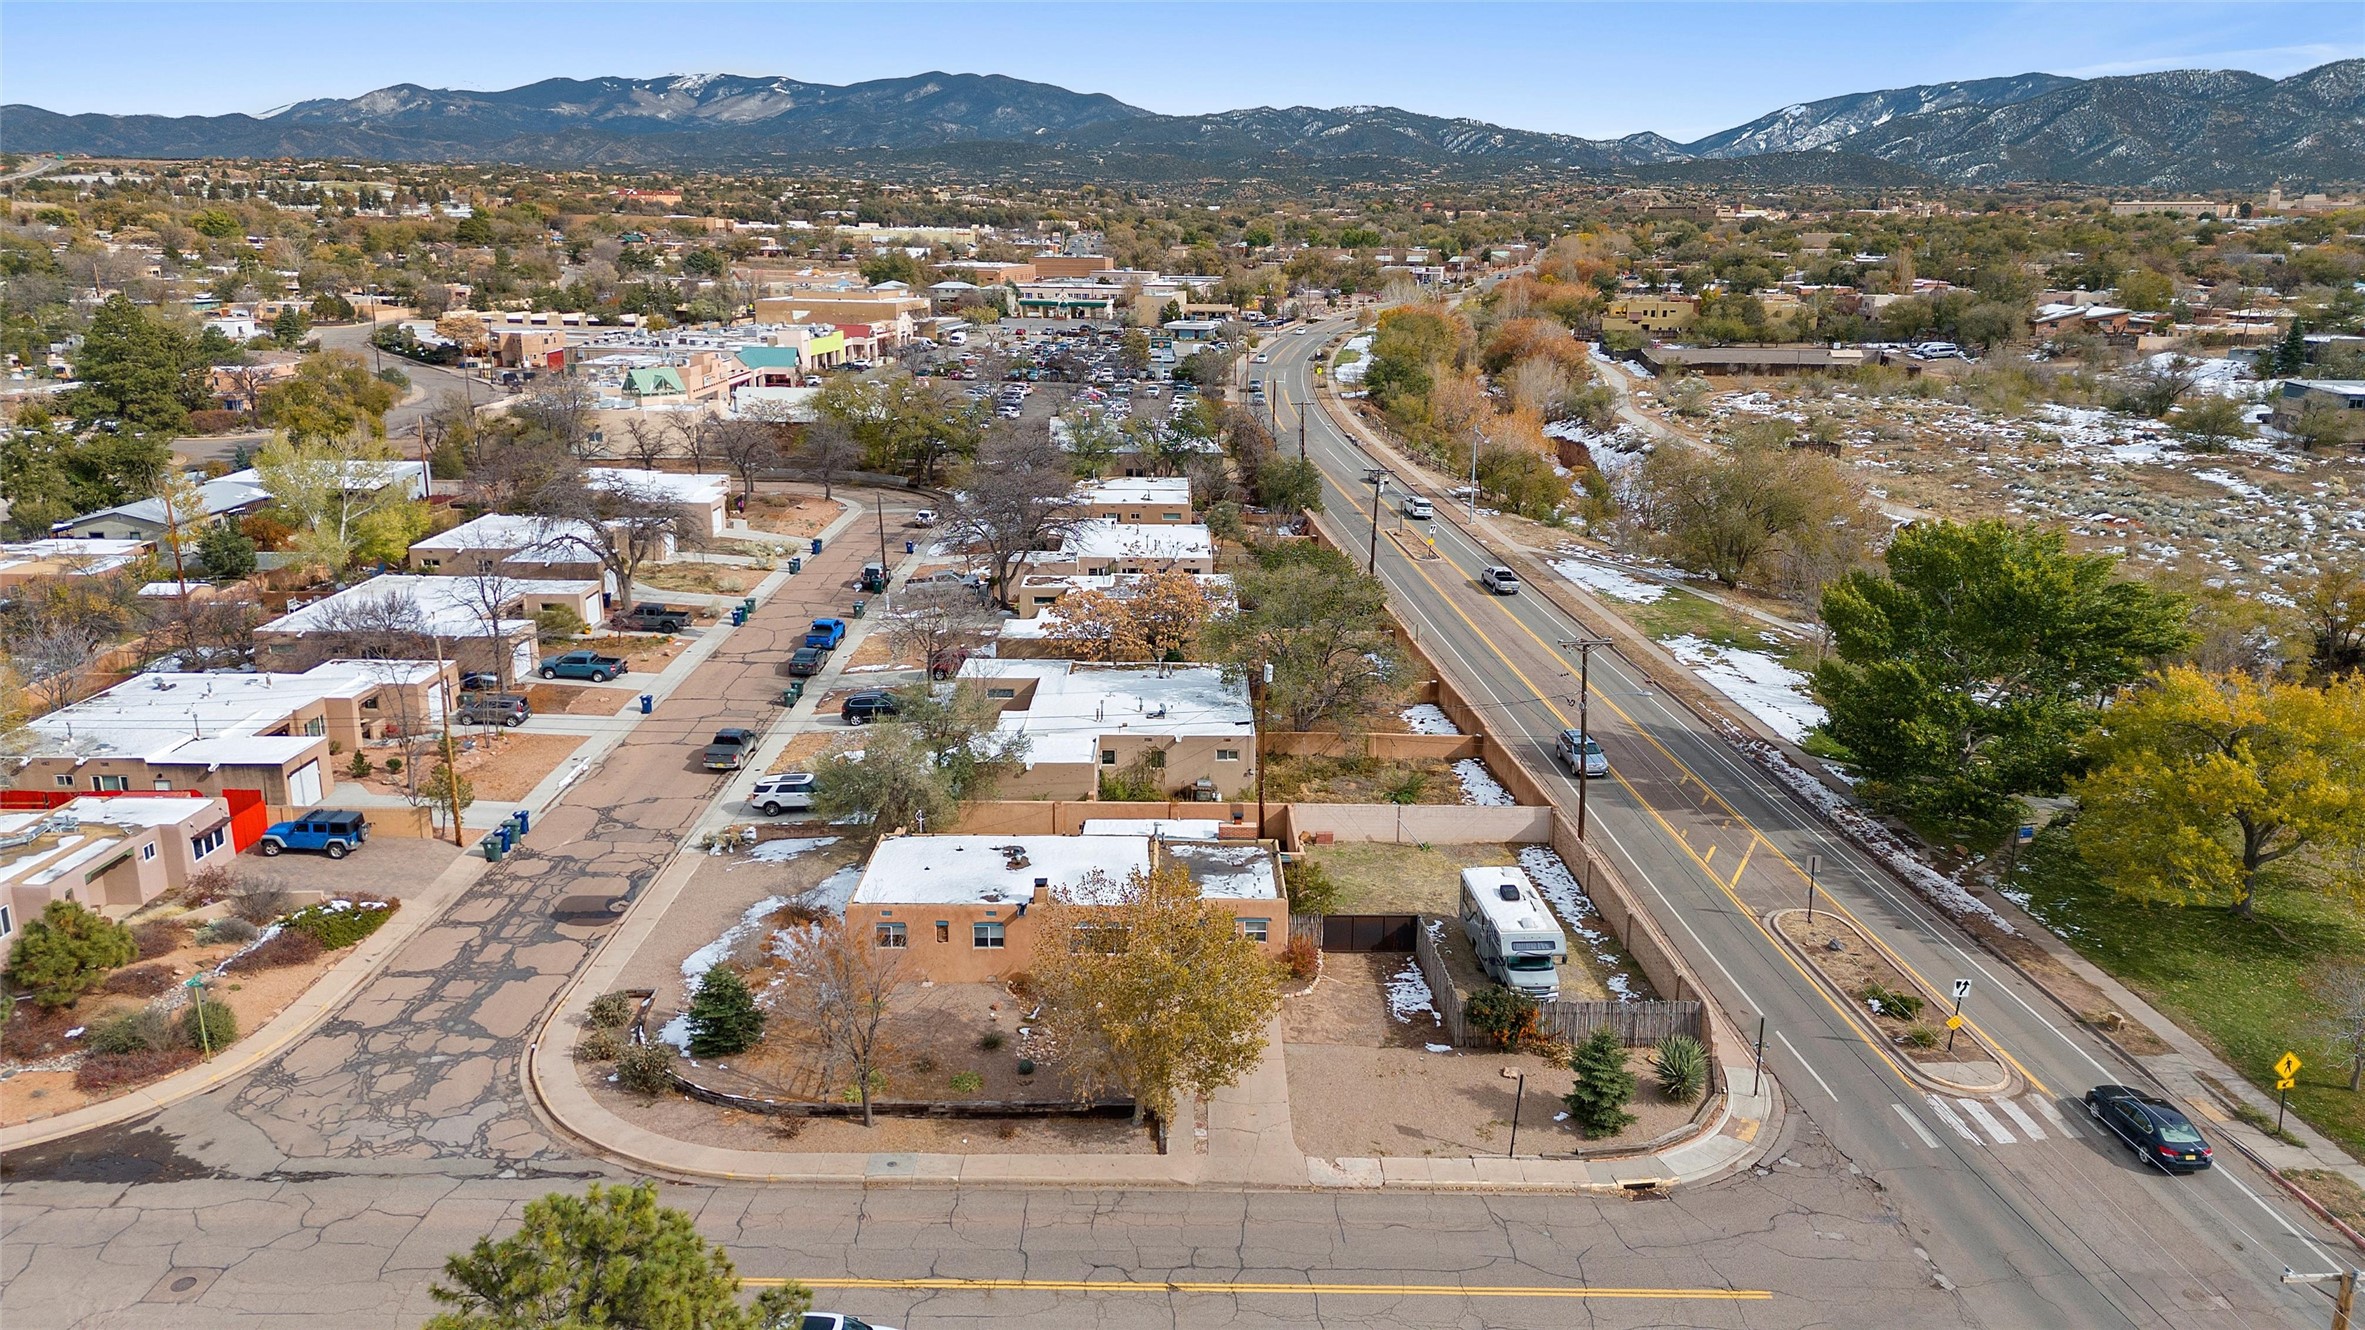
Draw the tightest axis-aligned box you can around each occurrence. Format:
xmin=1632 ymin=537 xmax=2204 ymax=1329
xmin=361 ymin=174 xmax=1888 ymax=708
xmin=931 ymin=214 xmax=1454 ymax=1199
xmin=1506 ymin=954 xmax=1554 ymax=970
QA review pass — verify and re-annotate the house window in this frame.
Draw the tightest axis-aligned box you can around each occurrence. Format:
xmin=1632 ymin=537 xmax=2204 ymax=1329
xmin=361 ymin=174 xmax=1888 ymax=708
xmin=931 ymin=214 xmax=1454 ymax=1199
xmin=304 ymin=716 xmax=327 ymax=737
xmin=875 ymin=922 xmax=907 ymax=948
xmin=140 ymin=843 xmax=157 ymax=862
xmin=54 ymin=775 xmax=73 ymax=788
xmin=153 ymin=779 xmax=174 ymax=790
xmin=973 ymin=921 xmax=1006 ymax=949
xmin=0 ymin=906 xmax=11 ymax=938
xmin=988 ymin=687 xmax=1017 ymax=700
xmin=935 ymin=921 xmax=950 ymax=944
xmin=93 ymin=775 xmax=130 ymax=792
xmin=1241 ymin=918 xmax=1270 ymax=943
xmin=1216 ymin=749 xmax=1241 ymax=762
xmin=192 ymin=827 xmax=227 ymax=858
xmin=1102 ymin=750 xmax=1118 ymax=765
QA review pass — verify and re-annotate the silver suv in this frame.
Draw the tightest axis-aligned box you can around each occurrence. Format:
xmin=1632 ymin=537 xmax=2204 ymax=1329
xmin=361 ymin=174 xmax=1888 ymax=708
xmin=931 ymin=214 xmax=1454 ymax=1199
xmin=1479 ymin=566 xmax=1521 ymax=595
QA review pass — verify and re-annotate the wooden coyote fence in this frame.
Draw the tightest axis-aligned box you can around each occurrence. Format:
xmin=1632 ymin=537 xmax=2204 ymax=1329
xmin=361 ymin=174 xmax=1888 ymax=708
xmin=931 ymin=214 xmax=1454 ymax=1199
xmin=1412 ymin=926 xmax=1702 ymax=1049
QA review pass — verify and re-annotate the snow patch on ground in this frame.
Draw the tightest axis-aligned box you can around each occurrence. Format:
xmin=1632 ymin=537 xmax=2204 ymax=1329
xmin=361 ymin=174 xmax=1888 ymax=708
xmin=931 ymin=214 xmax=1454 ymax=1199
xmin=797 ymin=864 xmax=864 ymax=917
xmin=2191 ymin=468 xmax=2268 ymax=501
xmin=1551 ymin=556 xmax=1668 ymax=604
xmin=1660 ymin=635 xmax=1825 ymax=744
xmin=742 ymin=836 xmax=838 ymax=865
xmin=1387 ymin=957 xmax=1440 ymax=1026
xmin=656 ymin=893 xmax=793 ymax=1050
xmin=1453 ymin=758 xmax=1514 ymax=806
xmin=1332 ymin=335 xmax=1373 ymax=384
xmin=1516 ymin=845 xmax=1639 ymax=1000
xmin=1399 ymin=703 xmax=1461 ymax=735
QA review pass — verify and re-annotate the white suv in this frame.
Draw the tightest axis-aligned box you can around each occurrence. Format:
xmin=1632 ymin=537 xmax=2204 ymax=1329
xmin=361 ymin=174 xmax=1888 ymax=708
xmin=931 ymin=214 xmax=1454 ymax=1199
xmin=750 ymin=772 xmax=815 ymax=816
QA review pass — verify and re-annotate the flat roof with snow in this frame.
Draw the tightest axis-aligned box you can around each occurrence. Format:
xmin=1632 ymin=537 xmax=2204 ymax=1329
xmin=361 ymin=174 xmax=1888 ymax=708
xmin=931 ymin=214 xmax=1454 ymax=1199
xmin=957 ymin=659 xmax=1254 ymax=767
xmin=851 ymin=835 xmax=1151 ymax=906
xmin=1079 ymin=477 xmax=1193 ymax=508
xmin=22 ymin=660 xmax=444 ymax=764
xmin=258 ymin=574 xmax=594 ymax=638
xmin=1080 ymin=818 xmax=1224 ymax=839
xmin=585 ymin=468 xmax=731 ymax=505
xmin=1060 ymin=520 xmax=1214 ymax=562
xmin=409 ymin=513 xmax=606 ymax=561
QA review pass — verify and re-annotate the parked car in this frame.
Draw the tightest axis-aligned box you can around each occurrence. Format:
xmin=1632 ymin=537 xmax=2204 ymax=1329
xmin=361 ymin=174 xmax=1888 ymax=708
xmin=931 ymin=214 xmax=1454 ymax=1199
xmin=702 ymin=727 xmax=760 ymax=771
xmin=257 ymin=809 xmax=370 ymax=859
xmin=928 ymin=645 xmax=973 ymax=680
xmin=804 ymin=618 xmax=847 ymax=650
xmin=612 ymin=603 xmax=692 ymax=633
xmin=911 ymin=508 xmax=939 ymax=527
xmin=859 ymin=562 xmax=890 ymax=594
xmin=841 ymin=690 xmax=900 ymax=725
xmin=540 ymin=650 xmax=627 ymax=682
xmin=457 ymin=672 xmax=502 ymax=694
xmin=1556 ymin=729 xmax=1608 ymax=778
xmin=750 ymin=771 xmax=816 ymax=816
xmin=1479 ymin=565 xmax=1521 ymax=595
xmin=456 ymin=693 xmax=531 ymax=727
xmin=786 ymin=646 xmax=831 ymax=677
xmin=2086 ymin=1085 xmax=2214 ymax=1172
xmin=800 ymin=1315 xmax=898 ymax=1330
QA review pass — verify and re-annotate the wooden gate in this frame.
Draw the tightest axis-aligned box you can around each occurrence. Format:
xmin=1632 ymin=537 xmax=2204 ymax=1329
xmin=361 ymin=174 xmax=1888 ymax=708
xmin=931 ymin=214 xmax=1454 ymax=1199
xmin=1319 ymin=913 xmax=1419 ymax=952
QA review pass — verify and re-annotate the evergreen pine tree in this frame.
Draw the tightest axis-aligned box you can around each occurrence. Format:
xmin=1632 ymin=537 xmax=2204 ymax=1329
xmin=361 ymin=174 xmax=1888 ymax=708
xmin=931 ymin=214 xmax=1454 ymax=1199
xmin=2275 ymin=321 xmax=2307 ymax=377
xmin=1563 ymin=1026 xmax=1637 ymax=1137
xmin=683 ymin=966 xmax=765 ymax=1059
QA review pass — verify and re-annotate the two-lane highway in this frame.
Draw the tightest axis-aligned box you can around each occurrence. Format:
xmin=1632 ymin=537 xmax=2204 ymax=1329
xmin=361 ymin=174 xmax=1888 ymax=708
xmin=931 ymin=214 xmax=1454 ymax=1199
xmin=1260 ymin=314 xmax=2346 ymax=1328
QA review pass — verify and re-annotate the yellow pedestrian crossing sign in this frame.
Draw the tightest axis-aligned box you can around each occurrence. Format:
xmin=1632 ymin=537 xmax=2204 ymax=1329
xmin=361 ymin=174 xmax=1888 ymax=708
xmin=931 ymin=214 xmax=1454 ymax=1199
xmin=2276 ymin=1051 xmax=2303 ymax=1080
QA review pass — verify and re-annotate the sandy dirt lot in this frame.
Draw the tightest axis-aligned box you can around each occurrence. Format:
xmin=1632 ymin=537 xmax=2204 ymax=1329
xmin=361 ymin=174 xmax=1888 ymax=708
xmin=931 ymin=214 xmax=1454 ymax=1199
xmin=586 ymin=1078 xmax=1153 ymax=1155
xmin=525 ymin=681 xmax=637 ymax=716
xmin=357 ymin=731 xmax=584 ymax=803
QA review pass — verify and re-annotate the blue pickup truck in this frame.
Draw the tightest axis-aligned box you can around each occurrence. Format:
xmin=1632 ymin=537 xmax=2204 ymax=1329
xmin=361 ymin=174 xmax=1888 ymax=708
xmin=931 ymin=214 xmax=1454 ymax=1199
xmin=804 ymin=618 xmax=847 ymax=650
xmin=538 ymin=650 xmax=628 ymax=682
xmin=257 ymin=809 xmax=370 ymax=859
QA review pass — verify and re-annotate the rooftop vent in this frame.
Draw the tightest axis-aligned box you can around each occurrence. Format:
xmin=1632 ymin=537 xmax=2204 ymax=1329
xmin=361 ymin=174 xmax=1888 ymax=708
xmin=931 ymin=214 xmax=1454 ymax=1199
xmin=1000 ymin=844 xmax=1030 ymax=871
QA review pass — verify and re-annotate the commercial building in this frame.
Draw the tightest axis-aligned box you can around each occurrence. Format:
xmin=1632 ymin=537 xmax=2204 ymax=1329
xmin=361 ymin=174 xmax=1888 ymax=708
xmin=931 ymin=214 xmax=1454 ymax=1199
xmin=843 ymin=833 xmax=1284 ymax=983
xmin=1601 ymin=295 xmax=1699 ymax=336
xmin=9 ymin=659 xmax=452 ymax=804
xmin=956 ymin=658 xmax=1257 ymax=801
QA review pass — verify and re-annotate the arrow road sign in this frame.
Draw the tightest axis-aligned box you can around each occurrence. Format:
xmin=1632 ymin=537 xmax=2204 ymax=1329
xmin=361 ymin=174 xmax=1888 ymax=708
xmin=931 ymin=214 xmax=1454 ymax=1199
xmin=1953 ymin=979 xmax=1973 ymax=1000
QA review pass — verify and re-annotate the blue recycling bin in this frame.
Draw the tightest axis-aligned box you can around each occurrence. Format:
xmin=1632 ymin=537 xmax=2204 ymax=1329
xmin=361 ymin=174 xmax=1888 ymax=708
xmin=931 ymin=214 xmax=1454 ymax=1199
xmin=731 ymin=607 xmax=746 ymax=625
xmin=495 ymin=824 xmax=514 ymax=852
xmin=789 ymin=556 xmax=802 ymax=574
xmin=511 ymin=810 xmax=530 ymax=837
xmin=905 ymin=539 xmax=916 ymax=554
xmin=810 ymin=537 xmax=823 ymax=555
xmin=639 ymin=694 xmax=653 ymax=714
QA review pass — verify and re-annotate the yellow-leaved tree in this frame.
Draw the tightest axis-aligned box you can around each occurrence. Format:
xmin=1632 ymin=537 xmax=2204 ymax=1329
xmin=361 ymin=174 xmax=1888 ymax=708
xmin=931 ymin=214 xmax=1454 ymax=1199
xmin=1031 ymin=859 xmax=1280 ymax=1127
xmin=2073 ymin=667 xmax=2365 ymax=917
xmin=1045 ymin=569 xmax=1214 ymax=663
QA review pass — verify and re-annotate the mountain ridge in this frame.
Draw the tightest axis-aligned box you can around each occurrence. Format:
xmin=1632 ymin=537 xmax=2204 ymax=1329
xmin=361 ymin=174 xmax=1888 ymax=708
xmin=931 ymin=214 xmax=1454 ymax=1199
xmin=5 ymin=62 xmax=2358 ymax=187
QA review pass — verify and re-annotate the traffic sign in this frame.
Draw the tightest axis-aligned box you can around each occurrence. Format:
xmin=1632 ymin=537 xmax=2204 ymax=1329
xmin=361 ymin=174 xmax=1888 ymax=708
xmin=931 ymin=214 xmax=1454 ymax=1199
xmin=1952 ymin=979 xmax=1973 ymax=1000
xmin=2276 ymin=1051 xmax=2303 ymax=1080
xmin=1944 ymin=1015 xmax=1964 ymax=1031
xmin=2278 ymin=1077 xmax=2297 ymax=1091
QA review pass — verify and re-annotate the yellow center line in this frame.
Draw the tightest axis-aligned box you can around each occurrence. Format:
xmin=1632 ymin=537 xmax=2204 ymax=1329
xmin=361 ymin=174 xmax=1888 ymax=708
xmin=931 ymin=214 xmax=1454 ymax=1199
xmin=747 ymin=1277 xmax=1771 ymax=1302
xmin=1729 ymin=837 xmax=1756 ymax=890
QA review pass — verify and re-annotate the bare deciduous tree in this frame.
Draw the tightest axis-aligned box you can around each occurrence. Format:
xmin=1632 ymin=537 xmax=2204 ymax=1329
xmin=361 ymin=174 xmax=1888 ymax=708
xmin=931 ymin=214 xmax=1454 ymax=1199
xmin=793 ymin=419 xmax=863 ymax=501
xmin=946 ymin=426 xmax=1083 ymax=611
xmin=7 ymin=611 xmax=110 ymax=716
xmin=767 ymin=917 xmax=909 ymax=1127
xmin=619 ymin=417 xmax=671 ymax=470
xmin=539 ymin=473 xmax=687 ymax=613
xmin=883 ymin=586 xmax=996 ymax=678
xmin=708 ymin=417 xmax=781 ymax=499
xmin=2312 ymin=964 xmax=2365 ymax=1092
xmin=508 ymin=375 xmax=601 ymax=457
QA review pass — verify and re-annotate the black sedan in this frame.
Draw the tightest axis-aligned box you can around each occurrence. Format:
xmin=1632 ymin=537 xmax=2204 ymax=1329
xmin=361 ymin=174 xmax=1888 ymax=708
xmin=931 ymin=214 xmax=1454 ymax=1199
xmin=2085 ymin=1084 xmax=2214 ymax=1172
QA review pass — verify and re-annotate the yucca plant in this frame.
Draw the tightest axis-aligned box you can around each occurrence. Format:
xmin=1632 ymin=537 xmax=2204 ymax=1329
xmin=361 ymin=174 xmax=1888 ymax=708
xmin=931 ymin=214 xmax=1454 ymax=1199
xmin=1652 ymin=1033 xmax=1708 ymax=1105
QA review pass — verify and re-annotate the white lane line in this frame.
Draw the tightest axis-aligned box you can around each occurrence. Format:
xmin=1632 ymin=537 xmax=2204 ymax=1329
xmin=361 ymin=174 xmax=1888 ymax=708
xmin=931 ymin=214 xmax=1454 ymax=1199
xmin=1893 ymin=1103 xmax=1942 ymax=1148
xmin=1925 ymin=1094 xmax=1981 ymax=1144
xmin=1774 ymin=1030 xmax=1838 ymax=1101
xmin=1960 ymin=1099 xmax=2018 ymax=1145
xmin=2032 ymin=1095 xmax=2082 ymax=1137
xmin=1999 ymin=1098 xmax=2047 ymax=1141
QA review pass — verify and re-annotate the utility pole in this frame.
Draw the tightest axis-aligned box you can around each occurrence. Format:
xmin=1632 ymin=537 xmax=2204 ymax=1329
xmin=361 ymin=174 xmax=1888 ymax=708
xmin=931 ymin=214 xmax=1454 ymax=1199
xmin=874 ymin=490 xmax=891 ymax=611
xmin=2281 ymin=1268 xmax=2359 ymax=1330
xmin=1363 ymin=467 xmax=1390 ymax=575
xmin=1255 ymin=661 xmax=1271 ymax=837
xmin=1559 ymin=637 xmax=1611 ymax=843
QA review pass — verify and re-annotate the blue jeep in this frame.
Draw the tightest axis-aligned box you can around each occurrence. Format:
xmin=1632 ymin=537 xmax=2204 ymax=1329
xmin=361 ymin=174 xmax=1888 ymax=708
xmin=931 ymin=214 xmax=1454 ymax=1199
xmin=257 ymin=809 xmax=371 ymax=859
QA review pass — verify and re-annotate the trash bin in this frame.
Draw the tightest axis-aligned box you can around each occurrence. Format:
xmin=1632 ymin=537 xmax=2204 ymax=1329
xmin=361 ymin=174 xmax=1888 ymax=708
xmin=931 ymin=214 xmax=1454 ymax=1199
xmin=905 ymin=540 xmax=916 ymax=554
xmin=789 ymin=556 xmax=802 ymax=574
xmin=640 ymin=694 xmax=653 ymax=715
xmin=511 ymin=810 xmax=530 ymax=837
xmin=742 ymin=597 xmax=757 ymax=614
xmin=482 ymin=836 xmax=504 ymax=863
xmin=810 ymin=537 xmax=823 ymax=555
xmin=731 ymin=607 xmax=746 ymax=626
xmin=851 ymin=599 xmax=867 ymax=619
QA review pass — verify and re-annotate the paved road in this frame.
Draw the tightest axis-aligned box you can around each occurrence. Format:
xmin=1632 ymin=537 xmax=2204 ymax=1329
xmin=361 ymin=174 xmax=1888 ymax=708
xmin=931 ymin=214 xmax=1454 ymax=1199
xmin=1261 ymin=317 xmax=2348 ymax=1328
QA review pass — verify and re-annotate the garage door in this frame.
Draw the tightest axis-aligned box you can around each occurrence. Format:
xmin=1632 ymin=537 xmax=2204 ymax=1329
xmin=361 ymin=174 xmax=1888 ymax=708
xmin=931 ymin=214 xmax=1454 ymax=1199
xmin=287 ymin=760 xmax=322 ymax=806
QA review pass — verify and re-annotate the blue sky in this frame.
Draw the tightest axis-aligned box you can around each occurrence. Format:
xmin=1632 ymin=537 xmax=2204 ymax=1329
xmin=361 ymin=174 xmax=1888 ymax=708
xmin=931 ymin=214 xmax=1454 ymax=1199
xmin=5 ymin=2 xmax=2358 ymax=140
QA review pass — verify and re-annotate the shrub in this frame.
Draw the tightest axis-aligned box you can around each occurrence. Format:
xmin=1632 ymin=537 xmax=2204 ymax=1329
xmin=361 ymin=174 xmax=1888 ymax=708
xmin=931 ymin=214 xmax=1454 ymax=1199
xmin=221 ymin=929 xmax=324 ymax=972
xmin=1281 ymin=936 xmax=1319 ymax=981
xmin=86 ymin=1007 xmax=175 ymax=1055
xmin=578 ymin=1028 xmax=625 ymax=1062
xmin=585 ymin=992 xmax=636 ymax=1029
xmin=683 ymin=966 xmax=764 ymax=1058
xmin=912 ymin=1053 xmax=939 ymax=1075
xmin=75 ymin=1046 xmax=199 ymax=1092
xmin=949 ymin=1071 xmax=984 ymax=1094
xmin=1651 ymin=1033 xmax=1708 ymax=1105
xmin=5 ymin=900 xmax=138 ymax=1008
xmin=1859 ymin=983 xmax=1926 ymax=1022
xmin=977 ymin=1030 xmax=1006 ymax=1052
xmin=535 ymin=605 xmax=586 ymax=642
xmin=280 ymin=899 xmax=400 ymax=949
xmin=130 ymin=920 xmax=190 ymax=960
xmin=1465 ymin=984 xmax=1541 ymax=1052
xmin=182 ymin=862 xmax=238 ymax=907
xmin=180 ymin=998 xmax=238 ymax=1051
xmin=1564 ymin=1026 xmax=1638 ymax=1137
xmin=101 ymin=964 xmax=177 ymax=998
xmin=1902 ymin=1024 xmax=1941 ymax=1050
xmin=1382 ymin=769 xmax=1432 ymax=805
xmin=184 ymin=408 xmax=249 ymax=435
xmin=616 ymin=1041 xmax=677 ymax=1096
xmin=349 ymin=750 xmax=374 ymax=779
xmin=195 ymin=917 xmax=260 ymax=946
xmin=229 ymin=883 xmax=295 ymax=926
xmin=1282 ymin=858 xmax=1341 ymax=915
xmin=383 ymin=755 xmax=404 ymax=775
xmin=0 ymin=1003 xmax=81 ymax=1059
xmin=1016 ymin=1058 xmax=1036 ymax=1076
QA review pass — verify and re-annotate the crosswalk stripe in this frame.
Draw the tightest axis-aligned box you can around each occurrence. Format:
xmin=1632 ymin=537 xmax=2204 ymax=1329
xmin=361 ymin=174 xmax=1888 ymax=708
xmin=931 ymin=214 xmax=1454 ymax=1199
xmin=1999 ymin=1099 xmax=2046 ymax=1141
xmin=1960 ymin=1099 xmax=2017 ymax=1144
xmin=1925 ymin=1095 xmax=1980 ymax=1144
xmin=1893 ymin=1102 xmax=1941 ymax=1148
xmin=2030 ymin=1096 xmax=2080 ymax=1137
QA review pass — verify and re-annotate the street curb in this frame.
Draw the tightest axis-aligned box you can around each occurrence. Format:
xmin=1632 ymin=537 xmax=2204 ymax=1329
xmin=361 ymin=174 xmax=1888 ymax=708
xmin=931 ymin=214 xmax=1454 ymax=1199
xmin=0 ymin=849 xmax=493 ymax=1152
xmin=1761 ymin=909 xmax=2014 ymax=1100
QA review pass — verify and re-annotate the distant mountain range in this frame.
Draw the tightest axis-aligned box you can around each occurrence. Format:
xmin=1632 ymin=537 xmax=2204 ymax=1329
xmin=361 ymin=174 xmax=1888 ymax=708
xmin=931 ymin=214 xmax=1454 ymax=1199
xmin=6 ymin=61 xmax=2359 ymax=188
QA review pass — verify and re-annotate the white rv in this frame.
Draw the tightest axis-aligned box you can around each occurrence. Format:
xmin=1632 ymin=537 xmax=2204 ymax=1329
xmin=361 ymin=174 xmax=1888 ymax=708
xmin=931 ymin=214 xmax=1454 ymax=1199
xmin=1459 ymin=866 xmax=1569 ymax=999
